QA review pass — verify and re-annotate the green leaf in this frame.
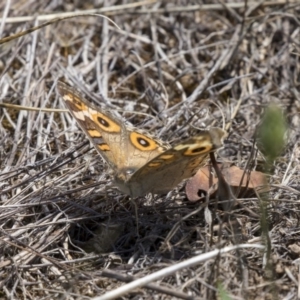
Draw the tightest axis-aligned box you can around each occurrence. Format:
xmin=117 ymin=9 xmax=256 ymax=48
xmin=257 ymin=104 xmax=287 ymax=165
xmin=217 ymin=282 xmax=232 ymax=300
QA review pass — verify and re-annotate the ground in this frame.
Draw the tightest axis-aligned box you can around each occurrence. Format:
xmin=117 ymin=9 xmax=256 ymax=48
xmin=0 ymin=1 xmax=300 ymax=299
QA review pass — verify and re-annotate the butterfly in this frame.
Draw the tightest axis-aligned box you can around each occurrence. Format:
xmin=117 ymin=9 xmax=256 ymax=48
xmin=57 ymin=81 xmax=226 ymax=197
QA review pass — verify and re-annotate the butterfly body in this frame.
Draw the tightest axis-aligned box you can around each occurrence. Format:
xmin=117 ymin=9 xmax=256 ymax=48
xmin=57 ymin=82 xmax=226 ymax=197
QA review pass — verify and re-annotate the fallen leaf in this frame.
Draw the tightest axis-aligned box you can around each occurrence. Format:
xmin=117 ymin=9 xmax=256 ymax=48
xmin=186 ymin=165 xmax=267 ymax=202
xmin=185 ymin=166 xmax=218 ymax=201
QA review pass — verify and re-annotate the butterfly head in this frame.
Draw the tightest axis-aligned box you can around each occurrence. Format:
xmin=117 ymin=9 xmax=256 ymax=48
xmin=113 ymin=168 xmax=140 ymax=196
xmin=115 ymin=168 xmax=135 ymax=182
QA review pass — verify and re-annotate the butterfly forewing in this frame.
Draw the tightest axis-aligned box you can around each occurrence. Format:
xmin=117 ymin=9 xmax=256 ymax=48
xmin=57 ymin=82 xmax=170 ymax=174
xmin=57 ymin=82 xmax=125 ymax=170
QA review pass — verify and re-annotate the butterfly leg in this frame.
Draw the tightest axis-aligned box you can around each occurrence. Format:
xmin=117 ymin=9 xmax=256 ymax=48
xmin=131 ymin=197 xmax=140 ymax=236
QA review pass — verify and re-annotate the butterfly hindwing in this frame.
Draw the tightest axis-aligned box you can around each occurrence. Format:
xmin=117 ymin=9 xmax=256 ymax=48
xmin=122 ymin=128 xmax=226 ymax=196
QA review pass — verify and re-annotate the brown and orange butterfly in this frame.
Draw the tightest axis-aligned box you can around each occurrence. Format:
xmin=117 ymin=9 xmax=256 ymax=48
xmin=57 ymin=81 xmax=226 ymax=197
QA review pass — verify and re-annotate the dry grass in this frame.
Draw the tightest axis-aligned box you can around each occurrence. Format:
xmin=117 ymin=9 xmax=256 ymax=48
xmin=1 ymin=1 xmax=300 ymax=299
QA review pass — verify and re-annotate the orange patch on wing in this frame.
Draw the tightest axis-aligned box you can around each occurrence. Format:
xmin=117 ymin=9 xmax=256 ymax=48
xmin=64 ymin=94 xmax=88 ymax=111
xmin=88 ymin=129 xmax=102 ymax=138
xmin=159 ymin=154 xmax=175 ymax=160
xmin=130 ymin=132 xmax=158 ymax=151
xmin=92 ymin=112 xmax=121 ymax=133
xmin=148 ymin=162 xmax=161 ymax=167
xmin=98 ymin=144 xmax=110 ymax=151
